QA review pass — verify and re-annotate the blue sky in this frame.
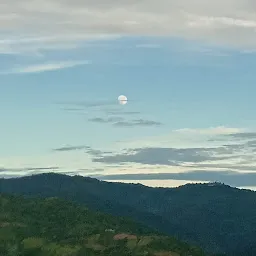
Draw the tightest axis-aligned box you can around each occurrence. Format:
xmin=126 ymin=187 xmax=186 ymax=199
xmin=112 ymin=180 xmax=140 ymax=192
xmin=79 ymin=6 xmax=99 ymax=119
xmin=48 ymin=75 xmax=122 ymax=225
xmin=1 ymin=0 xmax=256 ymax=190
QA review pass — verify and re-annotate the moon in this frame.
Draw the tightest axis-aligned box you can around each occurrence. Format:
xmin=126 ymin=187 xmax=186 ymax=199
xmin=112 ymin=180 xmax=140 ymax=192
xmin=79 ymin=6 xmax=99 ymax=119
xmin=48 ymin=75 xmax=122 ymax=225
xmin=118 ymin=95 xmax=127 ymax=105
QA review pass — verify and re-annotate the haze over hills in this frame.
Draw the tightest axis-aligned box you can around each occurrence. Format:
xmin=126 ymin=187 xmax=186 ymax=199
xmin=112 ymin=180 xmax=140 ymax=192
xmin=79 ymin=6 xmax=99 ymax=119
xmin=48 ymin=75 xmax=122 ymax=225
xmin=1 ymin=173 xmax=256 ymax=255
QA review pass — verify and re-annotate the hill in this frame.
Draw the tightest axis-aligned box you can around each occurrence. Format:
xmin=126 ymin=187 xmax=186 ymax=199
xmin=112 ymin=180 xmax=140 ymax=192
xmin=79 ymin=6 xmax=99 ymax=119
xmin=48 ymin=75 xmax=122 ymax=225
xmin=1 ymin=173 xmax=256 ymax=255
xmin=0 ymin=193 xmax=207 ymax=256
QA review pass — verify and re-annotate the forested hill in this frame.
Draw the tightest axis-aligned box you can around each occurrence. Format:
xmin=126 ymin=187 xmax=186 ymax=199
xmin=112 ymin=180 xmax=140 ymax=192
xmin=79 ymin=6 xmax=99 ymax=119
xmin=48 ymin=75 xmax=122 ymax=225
xmin=1 ymin=173 xmax=256 ymax=255
xmin=0 ymin=193 xmax=207 ymax=256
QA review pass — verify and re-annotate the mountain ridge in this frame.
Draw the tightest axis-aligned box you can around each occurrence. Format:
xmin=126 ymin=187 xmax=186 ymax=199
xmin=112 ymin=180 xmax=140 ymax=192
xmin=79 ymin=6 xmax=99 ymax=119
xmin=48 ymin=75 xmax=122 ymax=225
xmin=1 ymin=173 xmax=256 ymax=255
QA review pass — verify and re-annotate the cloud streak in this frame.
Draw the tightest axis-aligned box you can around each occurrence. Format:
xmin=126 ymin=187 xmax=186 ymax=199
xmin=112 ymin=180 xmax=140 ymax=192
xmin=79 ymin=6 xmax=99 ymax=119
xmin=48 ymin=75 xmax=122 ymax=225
xmin=3 ymin=60 xmax=90 ymax=74
xmin=113 ymin=119 xmax=162 ymax=127
xmin=0 ymin=166 xmax=60 ymax=178
xmin=88 ymin=117 xmax=124 ymax=123
xmin=88 ymin=117 xmax=162 ymax=127
xmin=0 ymin=34 xmax=119 ymax=55
xmin=53 ymin=145 xmax=90 ymax=152
xmin=60 ymin=101 xmax=142 ymax=116
xmin=0 ymin=166 xmax=59 ymax=172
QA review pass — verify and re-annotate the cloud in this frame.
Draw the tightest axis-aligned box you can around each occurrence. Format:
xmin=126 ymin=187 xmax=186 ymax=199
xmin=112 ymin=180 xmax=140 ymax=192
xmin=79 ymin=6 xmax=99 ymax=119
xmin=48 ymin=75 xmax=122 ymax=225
xmin=113 ymin=119 xmax=162 ymax=127
xmin=0 ymin=166 xmax=59 ymax=172
xmin=86 ymin=109 xmax=162 ymax=127
xmin=88 ymin=117 xmax=124 ymax=123
xmin=0 ymin=164 xmax=106 ymax=179
xmin=0 ymin=34 xmax=119 ymax=55
xmin=61 ymin=101 xmax=142 ymax=116
xmin=83 ymin=129 xmax=256 ymax=173
xmin=176 ymin=127 xmax=244 ymax=135
xmin=79 ymin=168 xmax=105 ymax=172
xmin=0 ymin=166 xmax=60 ymax=178
xmin=53 ymin=145 xmax=90 ymax=152
xmin=88 ymin=117 xmax=162 ymax=127
xmin=247 ymin=140 xmax=256 ymax=147
xmin=2 ymin=127 xmax=256 ymax=188
xmin=96 ymin=170 xmax=256 ymax=187
xmin=187 ymin=15 xmax=256 ymax=28
xmin=224 ymin=132 xmax=256 ymax=139
xmin=3 ymin=60 xmax=90 ymax=74
xmin=52 ymin=145 xmax=110 ymax=157
xmin=1 ymin=0 xmax=256 ymax=49
xmin=186 ymin=163 xmax=256 ymax=171
xmin=92 ymin=146 xmax=236 ymax=165
xmin=86 ymin=148 xmax=109 ymax=156
xmin=60 ymin=100 xmax=160 ymax=127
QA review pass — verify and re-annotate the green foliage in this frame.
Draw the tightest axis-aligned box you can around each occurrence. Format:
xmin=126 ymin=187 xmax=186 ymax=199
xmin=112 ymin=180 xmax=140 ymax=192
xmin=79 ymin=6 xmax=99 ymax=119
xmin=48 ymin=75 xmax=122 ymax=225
xmin=0 ymin=193 xmax=207 ymax=256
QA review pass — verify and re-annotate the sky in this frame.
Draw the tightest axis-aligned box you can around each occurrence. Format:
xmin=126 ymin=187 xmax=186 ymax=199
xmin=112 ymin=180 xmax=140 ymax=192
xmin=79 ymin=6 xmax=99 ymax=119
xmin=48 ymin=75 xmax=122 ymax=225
xmin=1 ymin=0 xmax=256 ymax=190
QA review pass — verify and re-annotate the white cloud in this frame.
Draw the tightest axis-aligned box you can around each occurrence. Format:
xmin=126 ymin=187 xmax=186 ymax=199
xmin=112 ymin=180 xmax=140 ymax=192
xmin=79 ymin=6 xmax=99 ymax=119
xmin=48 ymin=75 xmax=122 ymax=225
xmin=115 ymin=126 xmax=246 ymax=148
xmin=0 ymin=33 xmax=120 ymax=55
xmin=175 ymin=126 xmax=245 ymax=135
xmin=187 ymin=15 xmax=256 ymax=28
xmin=0 ymin=0 xmax=256 ymax=49
xmin=2 ymin=60 xmax=90 ymax=74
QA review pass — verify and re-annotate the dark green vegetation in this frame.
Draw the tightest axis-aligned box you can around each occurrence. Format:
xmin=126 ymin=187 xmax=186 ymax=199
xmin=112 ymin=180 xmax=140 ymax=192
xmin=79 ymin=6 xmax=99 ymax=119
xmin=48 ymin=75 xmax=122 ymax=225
xmin=0 ymin=194 xmax=207 ymax=256
xmin=1 ymin=173 xmax=256 ymax=255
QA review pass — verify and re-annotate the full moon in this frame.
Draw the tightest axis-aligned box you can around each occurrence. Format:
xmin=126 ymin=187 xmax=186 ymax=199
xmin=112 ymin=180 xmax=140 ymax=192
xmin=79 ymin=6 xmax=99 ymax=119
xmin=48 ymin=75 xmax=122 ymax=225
xmin=118 ymin=95 xmax=127 ymax=105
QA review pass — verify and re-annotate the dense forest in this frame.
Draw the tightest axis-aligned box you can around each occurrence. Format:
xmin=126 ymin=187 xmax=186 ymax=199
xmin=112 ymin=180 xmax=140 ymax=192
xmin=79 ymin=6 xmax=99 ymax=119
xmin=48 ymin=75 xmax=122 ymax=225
xmin=1 ymin=193 xmax=207 ymax=256
xmin=1 ymin=173 xmax=256 ymax=255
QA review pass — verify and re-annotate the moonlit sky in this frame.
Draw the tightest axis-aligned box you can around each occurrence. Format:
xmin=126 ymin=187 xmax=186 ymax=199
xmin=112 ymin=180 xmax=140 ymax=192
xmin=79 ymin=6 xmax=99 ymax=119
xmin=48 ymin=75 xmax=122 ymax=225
xmin=1 ymin=0 xmax=256 ymax=190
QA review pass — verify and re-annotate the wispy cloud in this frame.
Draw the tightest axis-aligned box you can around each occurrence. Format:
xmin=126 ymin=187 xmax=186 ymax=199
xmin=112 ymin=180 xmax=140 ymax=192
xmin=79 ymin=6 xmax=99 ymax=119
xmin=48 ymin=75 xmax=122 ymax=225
xmin=60 ymin=101 xmax=141 ymax=116
xmin=0 ymin=34 xmax=119 ymax=55
xmin=113 ymin=119 xmax=162 ymax=127
xmin=176 ymin=127 xmax=244 ymax=135
xmin=88 ymin=117 xmax=124 ymax=123
xmin=0 ymin=166 xmax=59 ymax=172
xmin=52 ymin=145 xmax=109 ymax=157
xmin=0 ymin=166 xmax=60 ymax=178
xmin=53 ymin=145 xmax=90 ymax=152
xmin=0 ymin=167 xmax=104 ymax=178
xmin=3 ymin=60 xmax=90 ymax=74
xmin=59 ymin=100 xmax=160 ymax=128
xmin=88 ymin=117 xmax=162 ymax=127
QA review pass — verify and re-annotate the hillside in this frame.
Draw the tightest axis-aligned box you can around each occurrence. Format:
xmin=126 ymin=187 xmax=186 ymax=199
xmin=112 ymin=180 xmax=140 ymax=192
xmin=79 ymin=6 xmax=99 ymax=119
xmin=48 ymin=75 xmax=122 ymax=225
xmin=0 ymin=193 xmax=207 ymax=256
xmin=1 ymin=173 xmax=256 ymax=255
